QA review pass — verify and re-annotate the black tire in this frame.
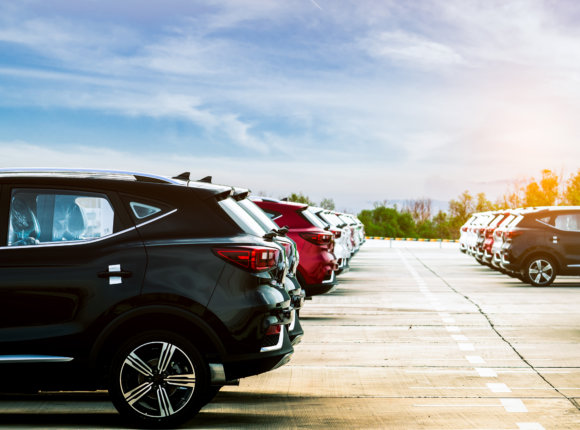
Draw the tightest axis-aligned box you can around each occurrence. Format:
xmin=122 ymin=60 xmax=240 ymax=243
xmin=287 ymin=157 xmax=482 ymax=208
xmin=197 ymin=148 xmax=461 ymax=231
xmin=108 ymin=330 xmax=209 ymax=429
xmin=522 ymin=255 xmax=557 ymax=287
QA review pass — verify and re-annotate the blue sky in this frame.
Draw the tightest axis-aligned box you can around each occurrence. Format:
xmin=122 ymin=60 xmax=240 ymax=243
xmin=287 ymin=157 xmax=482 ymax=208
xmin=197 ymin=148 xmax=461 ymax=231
xmin=1 ymin=0 xmax=580 ymax=212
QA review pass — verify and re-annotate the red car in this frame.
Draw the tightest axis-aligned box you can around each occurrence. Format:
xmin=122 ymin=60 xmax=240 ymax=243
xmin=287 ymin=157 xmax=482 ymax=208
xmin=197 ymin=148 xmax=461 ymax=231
xmin=252 ymin=197 xmax=338 ymax=296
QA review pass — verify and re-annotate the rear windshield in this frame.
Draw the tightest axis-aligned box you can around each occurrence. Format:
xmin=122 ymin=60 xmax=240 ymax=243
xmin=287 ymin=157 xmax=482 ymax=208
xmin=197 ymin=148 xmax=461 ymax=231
xmin=509 ymin=215 xmax=524 ymax=228
xmin=320 ymin=212 xmax=343 ymax=227
xmin=238 ymin=199 xmax=279 ymax=232
xmin=219 ymin=198 xmax=266 ymax=237
xmin=303 ymin=209 xmax=328 ymax=229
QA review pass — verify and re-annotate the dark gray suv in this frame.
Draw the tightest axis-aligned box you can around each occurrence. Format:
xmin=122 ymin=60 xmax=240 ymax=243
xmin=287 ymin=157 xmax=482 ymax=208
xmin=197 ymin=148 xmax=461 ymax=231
xmin=0 ymin=169 xmax=293 ymax=428
xmin=499 ymin=206 xmax=580 ymax=286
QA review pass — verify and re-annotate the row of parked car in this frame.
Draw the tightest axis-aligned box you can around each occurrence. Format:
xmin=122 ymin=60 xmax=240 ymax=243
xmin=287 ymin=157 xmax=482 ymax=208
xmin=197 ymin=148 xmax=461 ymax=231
xmin=0 ymin=169 xmax=364 ymax=428
xmin=459 ymin=206 xmax=580 ymax=286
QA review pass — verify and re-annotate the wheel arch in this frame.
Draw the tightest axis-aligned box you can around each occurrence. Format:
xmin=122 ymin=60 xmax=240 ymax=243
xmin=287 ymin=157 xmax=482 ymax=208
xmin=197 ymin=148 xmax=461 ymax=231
xmin=89 ymin=305 xmax=227 ymax=384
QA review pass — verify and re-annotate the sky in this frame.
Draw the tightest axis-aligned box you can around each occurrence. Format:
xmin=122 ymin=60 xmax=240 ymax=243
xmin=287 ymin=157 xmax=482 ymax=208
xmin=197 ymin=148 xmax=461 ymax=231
xmin=1 ymin=0 xmax=580 ymax=213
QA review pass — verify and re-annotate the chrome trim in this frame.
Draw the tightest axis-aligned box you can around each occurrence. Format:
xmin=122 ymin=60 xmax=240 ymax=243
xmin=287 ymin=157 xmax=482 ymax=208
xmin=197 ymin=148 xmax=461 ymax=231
xmin=321 ymin=270 xmax=336 ymax=285
xmin=0 ymin=168 xmax=180 ymax=184
xmin=260 ymin=329 xmax=284 ymax=353
xmin=567 ymin=264 xmax=580 ymax=268
xmin=0 ymin=355 xmax=73 ymax=363
xmin=289 ymin=310 xmax=296 ymax=331
xmin=135 ymin=209 xmax=178 ymax=228
xmin=0 ymin=210 xmax=177 ymax=250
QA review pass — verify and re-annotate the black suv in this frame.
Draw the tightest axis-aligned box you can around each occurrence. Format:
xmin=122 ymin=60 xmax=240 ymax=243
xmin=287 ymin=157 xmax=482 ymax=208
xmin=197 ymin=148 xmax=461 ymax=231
xmin=0 ymin=169 xmax=293 ymax=428
xmin=499 ymin=206 xmax=580 ymax=286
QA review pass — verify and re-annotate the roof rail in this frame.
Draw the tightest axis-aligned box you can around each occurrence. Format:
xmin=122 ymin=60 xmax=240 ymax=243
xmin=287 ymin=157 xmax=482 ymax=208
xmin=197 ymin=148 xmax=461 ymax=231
xmin=0 ymin=168 xmax=179 ymax=184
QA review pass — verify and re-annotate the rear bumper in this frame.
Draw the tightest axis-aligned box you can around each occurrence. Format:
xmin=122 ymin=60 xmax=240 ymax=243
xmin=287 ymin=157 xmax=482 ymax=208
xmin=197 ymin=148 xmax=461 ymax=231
xmin=222 ymin=327 xmax=294 ymax=380
xmin=303 ymin=270 xmax=337 ymax=297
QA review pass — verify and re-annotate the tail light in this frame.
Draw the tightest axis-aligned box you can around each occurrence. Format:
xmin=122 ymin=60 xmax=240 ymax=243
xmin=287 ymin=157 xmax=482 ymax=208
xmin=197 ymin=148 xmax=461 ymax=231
xmin=265 ymin=324 xmax=282 ymax=336
xmin=281 ymin=241 xmax=292 ymax=258
xmin=331 ymin=229 xmax=342 ymax=239
xmin=505 ymin=230 xmax=523 ymax=240
xmin=461 ymin=227 xmax=468 ymax=232
xmin=485 ymin=228 xmax=495 ymax=238
xmin=300 ymin=232 xmax=334 ymax=246
xmin=214 ymin=246 xmax=279 ymax=272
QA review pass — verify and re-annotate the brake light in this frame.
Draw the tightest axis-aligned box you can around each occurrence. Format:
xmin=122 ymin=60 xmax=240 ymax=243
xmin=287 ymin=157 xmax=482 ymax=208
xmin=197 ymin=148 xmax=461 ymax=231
xmin=461 ymin=227 xmax=468 ymax=232
xmin=330 ymin=229 xmax=342 ymax=239
xmin=265 ymin=324 xmax=282 ymax=336
xmin=300 ymin=232 xmax=334 ymax=246
xmin=505 ymin=230 xmax=523 ymax=240
xmin=281 ymin=241 xmax=292 ymax=258
xmin=214 ymin=246 xmax=279 ymax=272
xmin=485 ymin=228 xmax=495 ymax=238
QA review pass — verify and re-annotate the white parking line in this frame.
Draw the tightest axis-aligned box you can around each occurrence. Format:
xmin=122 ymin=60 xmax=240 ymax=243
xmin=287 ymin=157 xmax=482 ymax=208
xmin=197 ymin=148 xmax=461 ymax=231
xmin=476 ymin=368 xmax=498 ymax=377
xmin=501 ymin=398 xmax=527 ymax=412
xmin=443 ymin=317 xmax=456 ymax=323
xmin=517 ymin=423 xmax=546 ymax=430
xmin=466 ymin=355 xmax=486 ymax=364
xmin=487 ymin=383 xmax=511 ymax=393
xmin=452 ymin=334 xmax=469 ymax=341
xmin=446 ymin=326 xmax=461 ymax=332
xmin=458 ymin=343 xmax=475 ymax=351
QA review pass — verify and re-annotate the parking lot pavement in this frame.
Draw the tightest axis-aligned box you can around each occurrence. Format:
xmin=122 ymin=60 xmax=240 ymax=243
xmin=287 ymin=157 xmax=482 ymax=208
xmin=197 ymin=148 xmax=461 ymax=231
xmin=2 ymin=240 xmax=579 ymax=429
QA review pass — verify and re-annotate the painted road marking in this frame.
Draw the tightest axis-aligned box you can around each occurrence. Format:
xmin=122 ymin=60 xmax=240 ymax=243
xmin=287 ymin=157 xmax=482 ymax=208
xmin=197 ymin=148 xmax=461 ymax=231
xmin=458 ymin=343 xmax=475 ymax=351
xmin=443 ymin=317 xmax=456 ymax=323
xmin=476 ymin=368 xmax=498 ymax=377
xmin=446 ymin=326 xmax=461 ymax=332
xmin=466 ymin=355 xmax=486 ymax=364
xmin=517 ymin=423 xmax=546 ymax=430
xmin=487 ymin=383 xmax=511 ymax=393
xmin=452 ymin=334 xmax=469 ymax=341
xmin=501 ymin=398 xmax=527 ymax=412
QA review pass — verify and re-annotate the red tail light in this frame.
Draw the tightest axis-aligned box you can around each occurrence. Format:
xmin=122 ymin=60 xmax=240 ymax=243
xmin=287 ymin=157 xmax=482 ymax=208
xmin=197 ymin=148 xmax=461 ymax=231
xmin=300 ymin=232 xmax=334 ymax=246
xmin=281 ymin=241 xmax=292 ymax=258
xmin=485 ymin=228 xmax=495 ymax=238
xmin=461 ymin=227 xmax=468 ymax=232
xmin=214 ymin=246 xmax=279 ymax=272
xmin=330 ymin=229 xmax=342 ymax=239
xmin=265 ymin=324 xmax=282 ymax=336
xmin=505 ymin=230 xmax=523 ymax=240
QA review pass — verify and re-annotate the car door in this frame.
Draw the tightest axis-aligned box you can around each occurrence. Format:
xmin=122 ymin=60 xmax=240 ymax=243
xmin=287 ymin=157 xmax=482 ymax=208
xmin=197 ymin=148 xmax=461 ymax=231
xmin=0 ymin=185 xmax=147 ymax=361
xmin=552 ymin=212 xmax=580 ymax=273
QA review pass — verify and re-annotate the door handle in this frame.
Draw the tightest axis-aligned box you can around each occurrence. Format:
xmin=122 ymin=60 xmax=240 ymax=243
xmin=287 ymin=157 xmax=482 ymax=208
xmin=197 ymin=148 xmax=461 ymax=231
xmin=98 ymin=270 xmax=132 ymax=278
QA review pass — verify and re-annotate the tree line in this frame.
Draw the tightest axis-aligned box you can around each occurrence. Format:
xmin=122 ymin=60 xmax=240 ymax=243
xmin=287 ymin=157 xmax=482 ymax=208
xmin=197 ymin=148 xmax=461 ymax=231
xmin=287 ymin=169 xmax=580 ymax=240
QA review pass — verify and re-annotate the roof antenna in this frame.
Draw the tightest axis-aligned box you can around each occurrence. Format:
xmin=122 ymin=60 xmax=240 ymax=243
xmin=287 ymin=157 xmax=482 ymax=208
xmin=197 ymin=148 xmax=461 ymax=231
xmin=173 ymin=172 xmax=191 ymax=181
xmin=198 ymin=176 xmax=212 ymax=183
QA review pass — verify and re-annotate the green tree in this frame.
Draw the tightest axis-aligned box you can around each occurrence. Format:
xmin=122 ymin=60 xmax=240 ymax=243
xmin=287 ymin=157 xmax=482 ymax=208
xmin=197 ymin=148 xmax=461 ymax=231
xmin=448 ymin=191 xmax=475 ymax=224
xmin=563 ymin=169 xmax=580 ymax=205
xmin=319 ymin=197 xmax=335 ymax=210
xmin=286 ymin=192 xmax=315 ymax=205
xmin=475 ymin=192 xmax=496 ymax=212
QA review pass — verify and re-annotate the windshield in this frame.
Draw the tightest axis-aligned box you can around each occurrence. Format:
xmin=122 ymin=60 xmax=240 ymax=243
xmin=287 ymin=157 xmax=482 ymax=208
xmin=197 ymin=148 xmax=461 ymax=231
xmin=238 ymin=199 xmax=280 ymax=232
xmin=319 ymin=212 xmax=342 ymax=227
xmin=219 ymin=198 xmax=266 ymax=237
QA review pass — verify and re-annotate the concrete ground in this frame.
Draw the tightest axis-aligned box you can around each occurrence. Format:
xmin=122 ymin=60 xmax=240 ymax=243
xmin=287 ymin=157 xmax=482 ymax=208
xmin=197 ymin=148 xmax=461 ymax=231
xmin=1 ymin=240 xmax=579 ymax=429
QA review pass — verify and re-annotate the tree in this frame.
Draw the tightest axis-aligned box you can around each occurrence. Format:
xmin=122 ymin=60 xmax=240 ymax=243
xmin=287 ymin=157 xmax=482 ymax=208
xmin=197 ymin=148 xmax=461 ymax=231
xmin=286 ymin=192 xmax=315 ymax=205
xmin=404 ymin=198 xmax=432 ymax=224
xmin=563 ymin=170 xmax=580 ymax=205
xmin=320 ymin=198 xmax=335 ymax=210
xmin=524 ymin=169 xmax=560 ymax=207
xmin=448 ymin=191 xmax=475 ymax=224
xmin=475 ymin=192 xmax=496 ymax=212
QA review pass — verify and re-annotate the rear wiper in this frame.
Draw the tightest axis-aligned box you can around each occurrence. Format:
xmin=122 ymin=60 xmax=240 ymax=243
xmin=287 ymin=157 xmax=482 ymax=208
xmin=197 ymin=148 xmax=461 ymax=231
xmin=263 ymin=231 xmax=277 ymax=241
xmin=276 ymin=226 xmax=289 ymax=236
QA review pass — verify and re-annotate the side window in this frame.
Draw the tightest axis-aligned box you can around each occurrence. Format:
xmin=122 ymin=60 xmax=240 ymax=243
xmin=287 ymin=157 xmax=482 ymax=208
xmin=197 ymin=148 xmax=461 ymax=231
xmin=8 ymin=189 xmax=115 ymax=246
xmin=537 ymin=216 xmax=553 ymax=226
xmin=554 ymin=214 xmax=580 ymax=231
xmin=130 ymin=202 xmax=162 ymax=220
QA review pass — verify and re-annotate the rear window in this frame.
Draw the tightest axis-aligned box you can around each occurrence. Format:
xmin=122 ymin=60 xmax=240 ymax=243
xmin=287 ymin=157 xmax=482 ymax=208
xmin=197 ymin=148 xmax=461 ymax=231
xmin=320 ymin=212 xmax=343 ymax=227
xmin=302 ymin=209 xmax=328 ymax=229
xmin=238 ymin=199 xmax=279 ymax=232
xmin=219 ymin=198 xmax=266 ymax=237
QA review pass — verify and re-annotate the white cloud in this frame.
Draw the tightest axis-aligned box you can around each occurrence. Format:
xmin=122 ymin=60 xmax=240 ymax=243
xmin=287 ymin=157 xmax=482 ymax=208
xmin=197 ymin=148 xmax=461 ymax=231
xmin=361 ymin=30 xmax=465 ymax=68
